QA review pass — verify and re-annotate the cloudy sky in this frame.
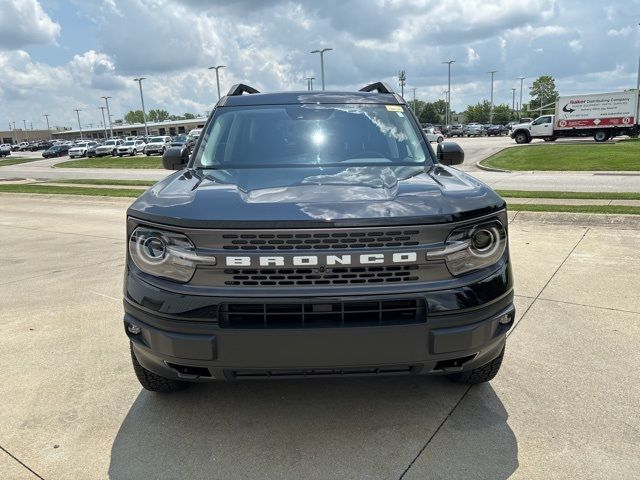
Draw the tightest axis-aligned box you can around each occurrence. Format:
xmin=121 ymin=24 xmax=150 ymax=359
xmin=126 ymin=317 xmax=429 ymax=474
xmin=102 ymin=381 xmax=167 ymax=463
xmin=1 ymin=0 xmax=639 ymax=130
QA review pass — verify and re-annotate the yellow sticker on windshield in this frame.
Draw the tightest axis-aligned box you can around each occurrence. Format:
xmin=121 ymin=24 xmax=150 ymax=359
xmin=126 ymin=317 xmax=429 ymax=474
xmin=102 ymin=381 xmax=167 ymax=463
xmin=385 ymin=105 xmax=403 ymax=112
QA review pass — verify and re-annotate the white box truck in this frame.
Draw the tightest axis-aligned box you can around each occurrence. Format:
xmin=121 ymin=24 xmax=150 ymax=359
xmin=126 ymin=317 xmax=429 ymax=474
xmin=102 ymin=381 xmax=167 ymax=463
xmin=511 ymin=91 xmax=639 ymax=143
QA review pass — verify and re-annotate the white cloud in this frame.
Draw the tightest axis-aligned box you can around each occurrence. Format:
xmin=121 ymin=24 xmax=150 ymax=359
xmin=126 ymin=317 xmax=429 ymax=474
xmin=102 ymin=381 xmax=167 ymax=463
xmin=569 ymin=39 xmax=582 ymax=52
xmin=467 ymin=47 xmax=480 ymax=64
xmin=607 ymin=26 xmax=634 ymax=37
xmin=0 ymin=0 xmax=60 ymax=49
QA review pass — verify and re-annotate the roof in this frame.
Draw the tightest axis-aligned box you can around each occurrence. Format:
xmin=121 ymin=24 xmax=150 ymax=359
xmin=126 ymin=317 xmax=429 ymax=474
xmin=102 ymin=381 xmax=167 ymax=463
xmin=219 ymin=91 xmax=406 ymax=107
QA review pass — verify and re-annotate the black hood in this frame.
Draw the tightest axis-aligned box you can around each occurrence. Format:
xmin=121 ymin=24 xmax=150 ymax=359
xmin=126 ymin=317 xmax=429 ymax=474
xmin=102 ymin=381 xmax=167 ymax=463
xmin=128 ymin=165 xmax=505 ymax=228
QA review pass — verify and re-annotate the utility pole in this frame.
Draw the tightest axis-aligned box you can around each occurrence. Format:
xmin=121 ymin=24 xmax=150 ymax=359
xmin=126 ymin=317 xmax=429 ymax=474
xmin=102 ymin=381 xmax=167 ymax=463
xmin=22 ymin=120 xmax=29 ymax=142
xmin=133 ymin=78 xmax=149 ymax=137
xmin=43 ymin=114 xmax=51 ymax=139
xmin=511 ymin=88 xmax=516 ymax=118
xmin=398 ymin=70 xmax=406 ymax=98
xmin=488 ymin=70 xmax=497 ymax=124
xmin=310 ymin=48 xmax=332 ymax=90
xmin=98 ymin=107 xmax=108 ymax=139
xmin=101 ymin=96 xmax=113 ymax=138
xmin=306 ymin=76 xmax=315 ymax=91
xmin=442 ymin=60 xmax=455 ymax=127
xmin=208 ymin=65 xmax=226 ymax=100
xmin=74 ymin=109 xmax=83 ymax=140
xmin=539 ymin=84 xmax=545 ymax=117
xmin=518 ymin=77 xmax=525 ymax=121
xmin=412 ymin=87 xmax=417 ymax=114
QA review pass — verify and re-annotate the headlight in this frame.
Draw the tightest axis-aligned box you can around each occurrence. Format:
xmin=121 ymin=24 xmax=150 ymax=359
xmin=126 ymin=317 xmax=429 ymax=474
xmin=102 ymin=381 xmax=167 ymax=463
xmin=129 ymin=227 xmax=215 ymax=282
xmin=429 ymin=219 xmax=507 ymax=276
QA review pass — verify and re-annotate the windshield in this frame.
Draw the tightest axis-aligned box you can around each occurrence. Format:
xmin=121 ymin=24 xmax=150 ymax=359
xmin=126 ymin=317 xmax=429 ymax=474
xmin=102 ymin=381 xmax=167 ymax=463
xmin=124 ymin=141 xmax=135 ymax=146
xmin=174 ymin=135 xmax=187 ymax=142
xmin=194 ymin=104 xmax=430 ymax=169
xmin=104 ymin=141 xmax=116 ymax=146
xmin=150 ymin=137 xmax=163 ymax=142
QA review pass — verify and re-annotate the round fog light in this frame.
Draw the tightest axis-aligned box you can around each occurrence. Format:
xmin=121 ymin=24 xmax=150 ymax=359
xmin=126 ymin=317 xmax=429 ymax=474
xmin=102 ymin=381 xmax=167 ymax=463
xmin=498 ymin=313 xmax=513 ymax=325
xmin=127 ymin=323 xmax=142 ymax=335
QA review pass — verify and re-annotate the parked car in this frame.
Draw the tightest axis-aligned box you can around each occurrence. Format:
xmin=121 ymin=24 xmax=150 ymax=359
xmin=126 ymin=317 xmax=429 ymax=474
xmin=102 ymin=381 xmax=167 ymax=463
xmin=95 ymin=139 xmax=124 ymax=157
xmin=126 ymin=82 xmax=513 ymax=393
xmin=486 ymin=125 xmax=506 ymax=136
xmin=68 ymin=141 xmax=98 ymax=158
xmin=117 ymin=140 xmax=146 ymax=156
xmin=143 ymin=136 xmax=172 ymax=156
xmin=0 ymin=144 xmax=12 ymax=157
xmin=86 ymin=143 xmax=100 ymax=158
xmin=464 ymin=124 xmax=483 ymax=137
xmin=423 ymin=127 xmax=444 ymax=143
xmin=188 ymin=128 xmax=202 ymax=139
xmin=16 ymin=142 xmax=30 ymax=151
xmin=170 ymin=134 xmax=197 ymax=153
xmin=42 ymin=145 xmax=70 ymax=158
xmin=448 ymin=125 xmax=465 ymax=137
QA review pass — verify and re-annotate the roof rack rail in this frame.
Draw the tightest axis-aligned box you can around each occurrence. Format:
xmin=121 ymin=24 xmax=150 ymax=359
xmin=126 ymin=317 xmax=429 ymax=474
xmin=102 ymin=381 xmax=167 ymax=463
xmin=227 ymin=84 xmax=260 ymax=96
xmin=359 ymin=82 xmax=394 ymax=94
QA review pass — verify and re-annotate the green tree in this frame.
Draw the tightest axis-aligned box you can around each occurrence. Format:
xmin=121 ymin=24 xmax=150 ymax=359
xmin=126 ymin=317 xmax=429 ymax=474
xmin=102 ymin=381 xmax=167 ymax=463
xmin=183 ymin=112 xmax=196 ymax=119
xmin=124 ymin=110 xmax=144 ymax=124
xmin=147 ymin=109 xmax=170 ymax=122
xmin=529 ymin=75 xmax=559 ymax=115
xmin=464 ymin=100 xmax=491 ymax=123
xmin=491 ymin=104 xmax=516 ymax=124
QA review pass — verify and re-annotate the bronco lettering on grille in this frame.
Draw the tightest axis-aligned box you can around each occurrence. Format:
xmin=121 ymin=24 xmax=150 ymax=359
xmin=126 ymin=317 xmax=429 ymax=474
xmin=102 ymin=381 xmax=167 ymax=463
xmin=225 ymin=252 xmax=417 ymax=267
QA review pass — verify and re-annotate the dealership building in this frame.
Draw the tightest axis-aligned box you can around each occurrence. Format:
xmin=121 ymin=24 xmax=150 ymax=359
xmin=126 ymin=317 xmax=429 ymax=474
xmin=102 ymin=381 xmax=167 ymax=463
xmin=51 ymin=118 xmax=207 ymax=140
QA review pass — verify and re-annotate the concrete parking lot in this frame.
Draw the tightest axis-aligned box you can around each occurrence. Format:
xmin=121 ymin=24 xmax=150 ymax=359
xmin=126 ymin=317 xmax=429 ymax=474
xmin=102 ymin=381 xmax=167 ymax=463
xmin=1 ymin=194 xmax=639 ymax=479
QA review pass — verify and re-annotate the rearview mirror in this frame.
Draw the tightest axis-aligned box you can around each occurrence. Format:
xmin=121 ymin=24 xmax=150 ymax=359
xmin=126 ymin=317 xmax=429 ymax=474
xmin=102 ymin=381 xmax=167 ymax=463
xmin=162 ymin=146 xmax=189 ymax=170
xmin=437 ymin=142 xmax=464 ymax=166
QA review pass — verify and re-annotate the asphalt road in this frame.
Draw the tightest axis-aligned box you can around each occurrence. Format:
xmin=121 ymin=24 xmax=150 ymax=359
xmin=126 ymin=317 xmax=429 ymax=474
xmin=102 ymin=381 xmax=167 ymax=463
xmin=1 ymin=195 xmax=639 ymax=479
xmin=2 ymin=137 xmax=640 ymax=192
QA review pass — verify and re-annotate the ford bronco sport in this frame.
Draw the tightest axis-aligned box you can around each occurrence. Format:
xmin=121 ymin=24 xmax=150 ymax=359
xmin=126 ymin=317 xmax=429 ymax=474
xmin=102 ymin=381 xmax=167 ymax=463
xmin=124 ymin=82 xmax=514 ymax=392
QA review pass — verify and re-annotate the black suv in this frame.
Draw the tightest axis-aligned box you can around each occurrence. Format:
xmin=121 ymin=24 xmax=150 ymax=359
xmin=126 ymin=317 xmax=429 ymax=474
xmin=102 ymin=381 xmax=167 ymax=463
xmin=124 ymin=83 xmax=514 ymax=392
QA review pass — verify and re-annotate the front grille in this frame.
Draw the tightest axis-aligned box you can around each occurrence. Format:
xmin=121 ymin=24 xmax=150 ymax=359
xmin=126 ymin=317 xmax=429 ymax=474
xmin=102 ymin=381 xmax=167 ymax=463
xmin=223 ymin=265 xmax=420 ymax=286
xmin=221 ymin=229 xmax=421 ymax=250
xmin=219 ymin=299 xmax=425 ymax=328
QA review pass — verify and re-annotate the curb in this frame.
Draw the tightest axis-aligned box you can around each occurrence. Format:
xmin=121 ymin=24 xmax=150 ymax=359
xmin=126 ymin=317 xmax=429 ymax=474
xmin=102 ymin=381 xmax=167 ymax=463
xmin=509 ymin=210 xmax=640 ymax=229
xmin=476 ymin=159 xmax=511 ymax=173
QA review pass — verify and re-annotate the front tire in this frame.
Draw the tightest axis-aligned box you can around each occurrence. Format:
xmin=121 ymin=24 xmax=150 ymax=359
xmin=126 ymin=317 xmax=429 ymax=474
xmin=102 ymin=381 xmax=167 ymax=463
xmin=130 ymin=344 xmax=189 ymax=393
xmin=514 ymin=131 xmax=529 ymax=144
xmin=437 ymin=136 xmax=444 ymax=143
xmin=447 ymin=347 xmax=505 ymax=385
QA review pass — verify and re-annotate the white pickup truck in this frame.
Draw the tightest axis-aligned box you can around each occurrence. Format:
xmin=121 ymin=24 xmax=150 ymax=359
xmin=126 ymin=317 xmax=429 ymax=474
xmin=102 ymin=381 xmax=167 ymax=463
xmin=511 ymin=91 xmax=639 ymax=143
xmin=0 ymin=144 xmax=12 ymax=157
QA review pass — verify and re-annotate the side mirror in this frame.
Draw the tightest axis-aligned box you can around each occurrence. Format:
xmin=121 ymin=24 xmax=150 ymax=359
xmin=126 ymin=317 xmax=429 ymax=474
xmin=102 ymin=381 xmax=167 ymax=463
xmin=437 ymin=142 xmax=464 ymax=166
xmin=162 ymin=146 xmax=189 ymax=170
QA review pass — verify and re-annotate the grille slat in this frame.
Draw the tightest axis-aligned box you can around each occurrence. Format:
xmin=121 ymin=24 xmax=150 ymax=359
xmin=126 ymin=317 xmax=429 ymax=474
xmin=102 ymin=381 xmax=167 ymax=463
xmin=219 ymin=299 xmax=424 ymax=329
xmin=224 ymin=265 xmax=420 ymax=286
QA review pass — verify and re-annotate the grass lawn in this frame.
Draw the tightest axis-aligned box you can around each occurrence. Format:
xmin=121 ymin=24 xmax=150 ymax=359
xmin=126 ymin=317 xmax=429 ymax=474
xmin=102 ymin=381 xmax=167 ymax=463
xmin=0 ymin=157 xmax=44 ymax=167
xmin=496 ymin=190 xmax=640 ymax=200
xmin=509 ymin=204 xmax=640 ymax=215
xmin=481 ymin=141 xmax=640 ymax=171
xmin=56 ymin=156 xmax=163 ymax=169
xmin=55 ymin=179 xmax=157 ymax=186
xmin=0 ymin=184 xmax=142 ymax=197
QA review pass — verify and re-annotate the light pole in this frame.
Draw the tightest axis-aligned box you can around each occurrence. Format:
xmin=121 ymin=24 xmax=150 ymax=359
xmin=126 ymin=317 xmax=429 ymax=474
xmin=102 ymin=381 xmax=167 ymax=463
xmin=488 ymin=70 xmax=497 ymax=124
xmin=442 ymin=60 xmax=455 ymax=127
xmin=310 ymin=48 xmax=332 ymax=90
xmin=208 ymin=65 xmax=226 ymax=100
xmin=101 ymin=96 xmax=113 ymax=138
xmin=98 ymin=107 xmax=108 ymax=139
xmin=133 ymin=78 xmax=149 ymax=138
xmin=306 ymin=76 xmax=315 ymax=91
xmin=518 ymin=77 xmax=525 ymax=121
xmin=43 ymin=114 xmax=51 ymax=139
xmin=22 ymin=120 xmax=29 ymax=142
xmin=398 ymin=70 xmax=406 ymax=98
xmin=74 ymin=109 xmax=83 ymax=140
xmin=511 ymin=88 xmax=516 ymax=118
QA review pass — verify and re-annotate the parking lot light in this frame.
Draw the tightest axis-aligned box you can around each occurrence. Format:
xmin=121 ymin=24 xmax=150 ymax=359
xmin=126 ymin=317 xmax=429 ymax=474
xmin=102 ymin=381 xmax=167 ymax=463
xmin=442 ymin=60 xmax=455 ymax=127
xmin=133 ymin=78 xmax=149 ymax=138
xmin=22 ymin=120 xmax=29 ymax=142
xmin=311 ymin=48 xmax=332 ymax=91
xmin=208 ymin=65 xmax=226 ymax=100
xmin=518 ymin=77 xmax=525 ymax=121
xmin=488 ymin=70 xmax=497 ymax=124
xmin=101 ymin=96 xmax=114 ymax=138
xmin=74 ymin=109 xmax=83 ymax=140
xmin=43 ymin=114 xmax=51 ymax=139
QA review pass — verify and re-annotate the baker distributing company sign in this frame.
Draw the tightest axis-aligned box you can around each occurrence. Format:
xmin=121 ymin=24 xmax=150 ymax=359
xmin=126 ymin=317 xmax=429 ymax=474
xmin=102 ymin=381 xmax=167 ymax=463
xmin=555 ymin=91 xmax=638 ymax=129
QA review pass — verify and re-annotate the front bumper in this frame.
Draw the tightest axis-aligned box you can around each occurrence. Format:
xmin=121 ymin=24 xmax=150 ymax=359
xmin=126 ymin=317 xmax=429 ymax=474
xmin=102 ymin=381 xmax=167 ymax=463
xmin=124 ymin=262 xmax=514 ymax=382
xmin=144 ymin=146 xmax=164 ymax=153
